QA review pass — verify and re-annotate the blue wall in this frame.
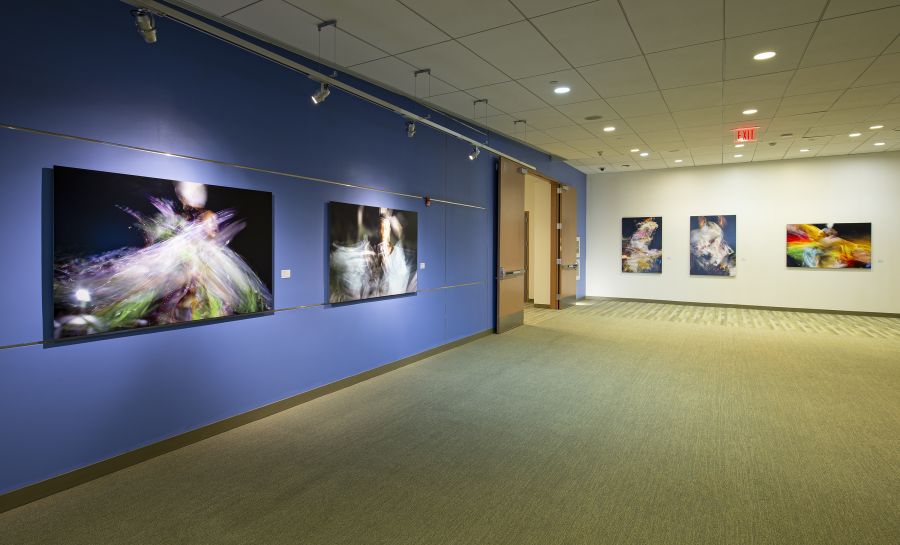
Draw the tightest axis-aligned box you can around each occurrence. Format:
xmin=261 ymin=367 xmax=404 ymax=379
xmin=0 ymin=0 xmax=585 ymax=494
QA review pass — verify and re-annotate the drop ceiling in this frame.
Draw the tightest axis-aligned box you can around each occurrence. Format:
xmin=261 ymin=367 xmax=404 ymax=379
xmin=177 ymin=0 xmax=900 ymax=173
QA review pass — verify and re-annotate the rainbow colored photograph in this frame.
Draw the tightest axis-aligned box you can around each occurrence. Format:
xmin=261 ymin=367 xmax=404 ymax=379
xmin=786 ymin=223 xmax=871 ymax=269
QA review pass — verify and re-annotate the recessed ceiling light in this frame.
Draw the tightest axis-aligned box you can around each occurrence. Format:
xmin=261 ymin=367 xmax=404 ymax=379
xmin=603 ymin=126 xmax=616 ymax=132
xmin=630 ymin=148 xmax=640 ymax=153
xmin=742 ymin=108 xmax=758 ymax=115
xmin=639 ymin=152 xmax=649 ymax=157
xmin=869 ymin=124 xmax=884 ymax=130
xmin=753 ymin=51 xmax=776 ymax=61
xmin=735 ymin=143 xmax=745 ymax=148
xmin=553 ymin=85 xmax=571 ymax=94
xmin=800 ymin=148 xmax=810 ymax=152
xmin=874 ymin=142 xmax=885 ymax=146
xmin=734 ymin=154 xmax=743 ymax=158
xmin=674 ymin=159 xmax=683 ymax=163
xmin=849 ymin=132 xmax=861 ymax=137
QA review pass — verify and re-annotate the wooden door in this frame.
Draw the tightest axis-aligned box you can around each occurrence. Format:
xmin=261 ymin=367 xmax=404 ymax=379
xmin=496 ymin=158 xmax=526 ymax=333
xmin=557 ymin=184 xmax=578 ymax=309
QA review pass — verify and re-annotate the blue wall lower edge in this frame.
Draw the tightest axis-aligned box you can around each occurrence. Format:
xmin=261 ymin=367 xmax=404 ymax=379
xmin=0 ymin=325 xmax=493 ymax=510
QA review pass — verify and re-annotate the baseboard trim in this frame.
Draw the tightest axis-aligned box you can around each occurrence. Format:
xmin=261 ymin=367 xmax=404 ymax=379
xmin=588 ymin=296 xmax=899 ymax=318
xmin=533 ymin=303 xmax=551 ymax=309
xmin=0 ymin=328 xmax=493 ymax=514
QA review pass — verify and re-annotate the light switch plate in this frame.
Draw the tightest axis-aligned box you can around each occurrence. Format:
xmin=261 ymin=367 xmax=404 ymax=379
xmin=280 ymin=269 xmax=291 ymax=279
xmin=420 ymin=262 xmax=426 ymax=269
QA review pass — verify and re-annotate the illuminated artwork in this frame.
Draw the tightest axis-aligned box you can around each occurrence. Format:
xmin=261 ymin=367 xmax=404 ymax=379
xmin=690 ymin=215 xmax=736 ymax=276
xmin=786 ymin=223 xmax=871 ymax=269
xmin=621 ymin=217 xmax=662 ymax=273
xmin=329 ymin=202 xmax=418 ymax=303
xmin=52 ymin=166 xmax=273 ymax=339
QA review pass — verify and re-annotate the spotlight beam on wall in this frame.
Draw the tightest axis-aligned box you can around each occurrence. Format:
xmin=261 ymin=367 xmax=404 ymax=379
xmin=121 ymin=0 xmax=536 ymax=170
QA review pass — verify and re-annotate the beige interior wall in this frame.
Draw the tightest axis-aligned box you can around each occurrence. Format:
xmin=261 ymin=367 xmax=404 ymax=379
xmin=526 ymin=174 xmax=552 ymax=306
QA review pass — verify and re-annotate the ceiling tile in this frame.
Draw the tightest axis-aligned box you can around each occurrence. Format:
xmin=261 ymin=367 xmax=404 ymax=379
xmin=509 ymin=0 xmax=588 ymax=17
xmin=724 ymin=0 xmax=827 ymax=37
xmin=578 ymin=56 xmax=657 ymax=98
xmin=520 ymin=130 xmax=560 ymax=145
xmin=606 ymin=91 xmax=670 ymax=117
xmin=466 ymin=81 xmax=546 ymax=113
xmin=801 ymin=7 xmax=900 ymax=67
xmin=555 ymin=99 xmax=622 ymax=122
xmin=625 ymin=113 xmax=678 ymax=132
xmin=639 ymin=129 xmax=685 ymax=144
xmin=823 ymin=0 xmax=900 ymax=18
xmin=566 ymin=138 xmax=607 ymax=153
xmin=872 ymin=102 xmax=900 ymax=120
xmin=285 ymin=0 xmax=448 ymax=54
xmin=398 ymin=41 xmax=509 ymax=89
xmin=776 ymin=91 xmax=841 ymax=116
xmin=693 ymin=154 xmax=724 ymax=165
xmin=484 ymin=114 xmax=519 ymax=133
xmin=831 ymin=83 xmax=900 ymax=110
xmin=532 ymin=1 xmax=641 ymax=67
xmin=662 ymin=82 xmax=724 ymax=111
xmin=673 ymin=107 xmax=724 ymax=128
xmin=540 ymin=142 xmax=591 ymax=160
xmin=545 ymin=125 xmax=599 ymax=141
xmin=853 ymin=53 xmax=900 ymax=87
xmin=765 ymin=113 xmax=825 ymax=133
xmin=227 ymin=0 xmax=385 ymax=66
xmin=517 ymin=70 xmax=600 ymax=105
xmin=725 ymin=24 xmax=816 ymax=79
xmin=184 ymin=0 xmax=259 ymax=16
xmin=458 ymin=21 xmax=569 ymax=79
xmin=351 ymin=56 xmax=456 ymax=96
xmin=620 ymin=0 xmax=724 ymax=53
xmin=784 ymin=58 xmax=873 ymax=95
xmin=511 ymin=108 xmax=574 ymax=130
xmin=723 ymin=99 xmax=779 ymax=122
xmin=635 ymin=159 xmax=668 ymax=170
xmin=399 ymin=0 xmax=522 ymax=37
xmin=887 ymin=36 xmax=900 ymax=54
xmin=646 ymin=41 xmax=724 ymax=89
xmin=817 ymin=106 xmax=881 ymax=125
xmin=806 ymin=122 xmax=869 ymax=136
xmin=425 ymin=91 xmax=482 ymax=119
xmin=723 ymin=71 xmax=793 ymax=104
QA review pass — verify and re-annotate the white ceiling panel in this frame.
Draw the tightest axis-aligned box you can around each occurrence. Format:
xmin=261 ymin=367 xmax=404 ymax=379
xmin=531 ymin=1 xmax=641 ymax=67
xmin=509 ymin=0 xmax=588 ymax=18
xmin=352 ymin=56 xmax=456 ymax=96
xmin=673 ymin=107 xmax=724 ymax=128
xmin=801 ymin=7 xmax=900 ymax=67
xmin=646 ymin=41 xmax=724 ymax=89
xmin=620 ymin=0 xmax=723 ymax=52
xmin=823 ymin=0 xmax=900 ymax=19
xmin=776 ymin=91 xmax=842 ymax=117
xmin=545 ymin=125 xmax=599 ymax=141
xmin=723 ymin=71 xmax=793 ymax=104
xmin=853 ymin=53 xmax=900 ymax=87
xmin=830 ymin=83 xmax=900 ymax=110
xmin=765 ymin=113 xmax=825 ymax=132
xmin=723 ymin=99 xmax=779 ymax=122
xmin=520 ymin=129 xmax=560 ymax=145
xmin=540 ymin=142 xmax=591 ymax=160
xmin=887 ymin=36 xmax=900 ymax=54
xmin=725 ymin=24 xmax=816 ymax=79
xmin=724 ymin=0 xmax=827 ymax=37
xmin=183 ymin=0 xmax=258 ymax=17
xmin=512 ymin=108 xmax=574 ymax=130
xmin=425 ymin=91 xmax=481 ymax=119
xmin=606 ymin=91 xmax=670 ymax=118
xmin=662 ymin=82 xmax=724 ymax=111
xmin=518 ymin=69 xmax=600 ymax=105
xmin=784 ymin=58 xmax=873 ymax=96
xmin=398 ymin=41 xmax=509 ymax=90
xmin=399 ymin=0 xmax=523 ymax=37
xmin=458 ymin=21 xmax=569 ymax=79
xmin=285 ymin=0 xmax=448 ymax=54
xmin=555 ymin=100 xmax=622 ymax=123
xmin=817 ymin=106 xmax=882 ymax=126
xmin=467 ymin=81 xmax=546 ymax=113
xmin=578 ymin=56 xmax=657 ymax=98
xmin=625 ymin=113 xmax=678 ymax=132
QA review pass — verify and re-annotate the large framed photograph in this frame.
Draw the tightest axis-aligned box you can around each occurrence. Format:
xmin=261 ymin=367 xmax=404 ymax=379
xmin=786 ymin=223 xmax=871 ymax=268
xmin=622 ymin=217 xmax=662 ymax=273
xmin=690 ymin=215 xmax=736 ymax=276
xmin=328 ymin=202 xmax=418 ymax=303
xmin=52 ymin=166 xmax=273 ymax=339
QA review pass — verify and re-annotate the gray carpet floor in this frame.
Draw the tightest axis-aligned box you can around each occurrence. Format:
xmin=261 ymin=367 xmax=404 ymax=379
xmin=2 ymin=300 xmax=898 ymax=544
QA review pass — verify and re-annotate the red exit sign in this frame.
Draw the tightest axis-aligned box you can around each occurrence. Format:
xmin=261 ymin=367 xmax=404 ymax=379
xmin=734 ymin=127 xmax=758 ymax=143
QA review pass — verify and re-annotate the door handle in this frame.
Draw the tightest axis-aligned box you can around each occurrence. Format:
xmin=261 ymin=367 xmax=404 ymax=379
xmin=499 ymin=268 xmax=526 ymax=278
xmin=561 ymin=263 xmax=578 ymax=270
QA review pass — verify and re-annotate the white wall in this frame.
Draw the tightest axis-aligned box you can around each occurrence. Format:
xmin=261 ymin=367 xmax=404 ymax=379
xmin=526 ymin=174 xmax=552 ymax=305
xmin=586 ymin=152 xmax=900 ymax=313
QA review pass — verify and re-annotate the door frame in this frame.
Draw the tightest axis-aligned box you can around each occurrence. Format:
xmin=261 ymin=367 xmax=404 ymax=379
xmin=526 ymin=170 xmax=566 ymax=310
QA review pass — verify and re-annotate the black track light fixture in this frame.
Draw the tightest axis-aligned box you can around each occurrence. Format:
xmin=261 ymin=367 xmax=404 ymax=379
xmin=311 ymin=82 xmax=331 ymax=105
xmin=406 ymin=120 xmax=416 ymax=138
xmin=468 ymin=146 xmax=480 ymax=161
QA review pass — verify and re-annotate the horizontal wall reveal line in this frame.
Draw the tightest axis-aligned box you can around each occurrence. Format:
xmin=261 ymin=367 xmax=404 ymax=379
xmin=0 ymin=281 xmax=485 ymax=351
xmin=1 ymin=123 xmax=487 ymax=210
